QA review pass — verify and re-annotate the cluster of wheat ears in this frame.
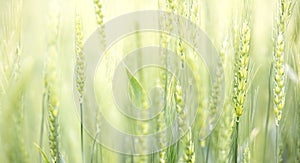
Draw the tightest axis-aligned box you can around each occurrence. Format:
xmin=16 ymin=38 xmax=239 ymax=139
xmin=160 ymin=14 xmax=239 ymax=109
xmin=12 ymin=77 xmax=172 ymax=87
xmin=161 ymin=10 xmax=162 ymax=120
xmin=0 ymin=0 xmax=300 ymax=162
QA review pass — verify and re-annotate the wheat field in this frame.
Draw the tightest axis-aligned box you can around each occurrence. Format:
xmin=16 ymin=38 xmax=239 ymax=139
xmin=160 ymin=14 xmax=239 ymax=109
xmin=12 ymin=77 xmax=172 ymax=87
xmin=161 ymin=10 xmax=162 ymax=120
xmin=0 ymin=0 xmax=299 ymax=163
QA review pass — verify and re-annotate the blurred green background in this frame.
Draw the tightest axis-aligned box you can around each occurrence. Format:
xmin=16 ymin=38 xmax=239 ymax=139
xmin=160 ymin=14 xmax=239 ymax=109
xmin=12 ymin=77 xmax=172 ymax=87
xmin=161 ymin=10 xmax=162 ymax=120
xmin=0 ymin=0 xmax=299 ymax=162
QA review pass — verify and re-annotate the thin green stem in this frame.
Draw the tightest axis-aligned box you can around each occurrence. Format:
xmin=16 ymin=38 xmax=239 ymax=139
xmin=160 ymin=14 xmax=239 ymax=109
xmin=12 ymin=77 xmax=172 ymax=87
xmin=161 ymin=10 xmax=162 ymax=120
xmin=201 ymin=144 xmax=206 ymax=163
xmin=205 ymin=136 xmax=211 ymax=163
xmin=95 ymin=145 xmax=98 ymax=163
xmin=39 ymin=93 xmax=46 ymax=163
xmin=235 ymin=117 xmax=240 ymax=163
xmin=90 ymin=131 xmax=99 ymax=163
xmin=264 ymin=64 xmax=273 ymax=162
xmin=80 ymin=102 xmax=84 ymax=163
xmin=99 ymin=144 xmax=102 ymax=163
xmin=276 ymin=125 xmax=279 ymax=163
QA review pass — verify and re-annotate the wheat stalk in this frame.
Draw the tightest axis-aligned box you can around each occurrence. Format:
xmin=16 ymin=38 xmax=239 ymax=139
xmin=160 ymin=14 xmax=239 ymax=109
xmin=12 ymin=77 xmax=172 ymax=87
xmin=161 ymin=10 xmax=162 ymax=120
xmin=92 ymin=1 xmax=107 ymax=161
xmin=243 ymin=143 xmax=250 ymax=163
xmin=273 ymin=0 xmax=293 ymax=126
xmin=94 ymin=0 xmax=106 ymax=48
xmin=232 ymin=20 xmax=251 ymax=163
xmin=210 ymin=38 xmax=235 ymax=163
xmin=184 ymin=128 xmax=195 ymax=163
xmin=272 ymin=0 xmax=294 ymax=162
xmin=44 ymin=4 xmax=60 ymax=162
xmin=0 ymin=1 xmax=29 ymax=162
xmin=157 ymin=0 xmax=177 ymax=161
xmin=233 ymin=21 xmax=251 ymax=118
xmin=157 ymin=111 xmax=167 ymax=163
xmin=75 ymin=14 xmax=85 ymax=163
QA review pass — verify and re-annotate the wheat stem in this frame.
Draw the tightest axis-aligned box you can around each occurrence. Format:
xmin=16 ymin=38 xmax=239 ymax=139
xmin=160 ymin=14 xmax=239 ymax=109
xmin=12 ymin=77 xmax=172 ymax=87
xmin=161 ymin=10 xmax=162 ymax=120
xmin=276 ymin=125 xmax=279 ymax=163
xmin=39 ymin=93 xmax=47 ymax=163
xmin=90 ymin=131 xmax=100 ymax=163
xmin=75 ymin=14 xmax=85 ymax=163
xmin=45 ymin=4 xmax=60 ymax=161
xmin=234 ymin=117 xmax=240 ymax=163
xmin=232 ymin=20 xmax=251 ymax=163
xmin=263 ymin=64 xmax=273 ymax=162
xmin=205 ymin=136 xmax=211 ymax=163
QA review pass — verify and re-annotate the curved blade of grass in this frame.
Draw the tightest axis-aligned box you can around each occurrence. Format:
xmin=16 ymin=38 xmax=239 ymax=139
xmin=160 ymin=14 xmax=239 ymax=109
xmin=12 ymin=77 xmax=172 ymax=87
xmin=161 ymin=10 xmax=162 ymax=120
xmin=90 ymin=131 xmax=100 ymax=163
xmin=126 ymin=68 xmax=149 ymax=109
xmin=34 ymin=143 xmax=50 ymax=163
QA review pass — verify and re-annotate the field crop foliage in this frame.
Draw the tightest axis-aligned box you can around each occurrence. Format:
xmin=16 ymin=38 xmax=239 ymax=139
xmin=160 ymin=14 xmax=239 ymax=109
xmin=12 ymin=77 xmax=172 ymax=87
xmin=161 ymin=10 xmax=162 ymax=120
xmin=0 ymin=0 xmax=300 ymax=163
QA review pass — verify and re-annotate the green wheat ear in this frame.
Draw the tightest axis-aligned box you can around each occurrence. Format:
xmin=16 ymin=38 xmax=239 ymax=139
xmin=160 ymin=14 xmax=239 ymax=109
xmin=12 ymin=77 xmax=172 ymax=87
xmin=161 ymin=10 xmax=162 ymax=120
xmin=75 ymin=14 xmax=85 ymax=163
xmin=272 ymin=0 xmax=294 ymax=162
xmin=0 ymin=1 xmax=29 ymax=162
xmin=233 ymin=21 xmax=251 ymax=118
xmin=44 ymin=3 xmax=61 ymax=162
xmin=232 ymin=19 xmax=251 ymax=163
xmin=273 ymin=0 xmax=293 ymax=126
xmin=184 ymin=128 xmax=195 ymax=163
xmin=94 ymin=0 xmax=106 ymax=48
xmin=211 ymin=38 xmax=235 ymax=163
xmin=75 ymin=15 xmax=85 ymax=101
xmin=175 ymin=83 xmax=186 ymax=133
